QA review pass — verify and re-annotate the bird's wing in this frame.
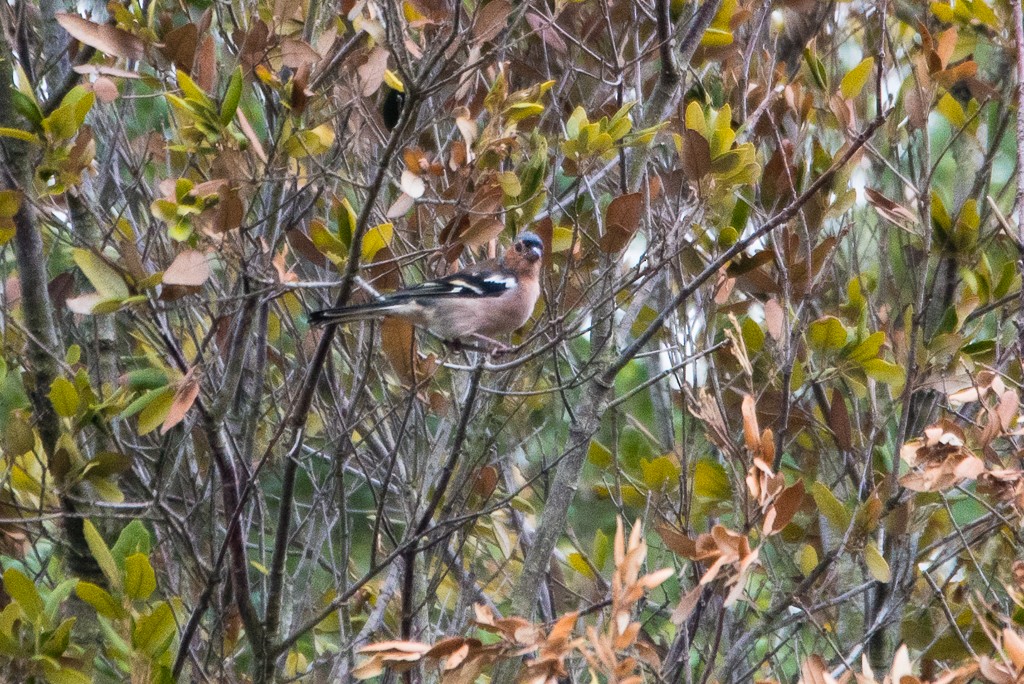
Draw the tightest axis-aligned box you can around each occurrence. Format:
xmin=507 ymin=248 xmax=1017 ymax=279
xmin=386 ymin=270 xmax=517 ymax=301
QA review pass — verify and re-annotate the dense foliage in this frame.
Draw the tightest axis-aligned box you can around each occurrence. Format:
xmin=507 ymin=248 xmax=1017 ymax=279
xmin=1 ymin=0 xmax=1023 ymax=682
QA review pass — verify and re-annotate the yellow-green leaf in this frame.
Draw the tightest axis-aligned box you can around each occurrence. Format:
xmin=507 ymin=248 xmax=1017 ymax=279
xmin=49 ymin=377 xmax=80 ymax=418
xmin=83 ymin=520 xmax=121 ymax=591
xmin=694 ymin=458 xmax=731 ymax=501
xmin=936 ymin=92 xmax=966 ymax=128
xmin=588 ymin=440 xmax=612 ymax=469
xmin=0 ymin=127 xmax=38 ymax=142
xmin=3 ymin=568 xmax=44 ymax=621
xmin=567 ymin=552 xmax=595 ymax=578
xmin=551 ymin=226 xmax=574 ymax=253
xmin=123 ymin=553 xmax=156 ymax=601
xmin=847 ymin=331 xmax=885 ymax=363
xmin=808 ymin=316 xmax=848 ymax=351
xmin=810 ymin=481 xmax=851 ymax=532
xmin=840 ymin=57 xmax=875 ymax=99
xmin=133 ymin=602 xmax=176 ymax=658
xmin=310 ymin=219 xmax=347 ymax=266
xmin=640 ymin=455 xmax=681 ymax=491
xmin=361 ymin=222 xmax=393 ymax=261
xmin=72 ymin=249 xmax=129 ymax=299
xmin=75 ymin=581 xmax=125 ymax=619
xmin=137 ymin=386 xmax=175 ymax=437
xmin=220 ymin=66 xmax=243 ymax=126
xmin=861 ymin=358 xmax=905 ymax=387
xmin=797 ymin=544 xmax=818 ymax=577
xmin=864 ymin=541 xmax=891 ymax=582
xmin=0 ymin=190 xmax=20 ymax=218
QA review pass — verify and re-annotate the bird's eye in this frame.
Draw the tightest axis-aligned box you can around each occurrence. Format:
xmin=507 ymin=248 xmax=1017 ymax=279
xmin=515 ymin=243 xmax=523 ymax=251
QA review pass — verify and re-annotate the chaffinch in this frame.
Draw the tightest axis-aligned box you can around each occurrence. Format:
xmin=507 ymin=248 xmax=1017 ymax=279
xmin=310 ymin=232 xmax=543 ymax=349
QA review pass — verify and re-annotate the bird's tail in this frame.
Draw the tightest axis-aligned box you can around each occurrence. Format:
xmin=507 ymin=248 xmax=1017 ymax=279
xmin=308 ymin=301 xmax=404 ymax=327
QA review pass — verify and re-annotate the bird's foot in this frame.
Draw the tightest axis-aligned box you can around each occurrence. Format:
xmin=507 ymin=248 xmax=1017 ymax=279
xmin=471 ymin=334 xmax=512 ymax=356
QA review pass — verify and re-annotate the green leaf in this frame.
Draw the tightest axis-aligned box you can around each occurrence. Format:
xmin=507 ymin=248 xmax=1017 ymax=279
xmin=808 ymin=316 xmax=848 ymax=351
xmin=694 ymin=458 xmax=731 ymax=501
xmin=111 ymin=520 xmax=152 ymax=565
xmin=43 ymin=666 xmax=92 ymax=684
xmin=803 ymin=47 xmax=827 ymax=89
xmin=75 ymin=581 xmax=125 ymax=619
xmin=593 ymin=529 xmax=610 ymax=570
xmin=3 ymin=568 xmax=44 ymax=621
xmin=220 ymin=66 xmax=243 ymax=126
xmin=72 ymin=249 xmax=129 ymax=299
xmin=48 ymin=377 xmax=80 ymax=418
xmin=41 ymin=616 xmax=76 ymax=657
xmin=864 ymin=541 xmax=891 ymax=582
xmin=840 ymin=57 xmax=875 ymax=99
xmin=133 ymin=602 xmax=177 ymax=658
xmin=334 ymin=197 xmax=357 ymax=249
xmin=125 ymin=368 xmax=169 ymax=391
xmin=810 ymin=481 xmax=851 ymax=532
xmin=10 ymin=89 xmax=42 ymax=128
xmin=83 ymin=519 xmax=121 ymax=592
xmin=123 ymin=553 xmax=156 ymax=601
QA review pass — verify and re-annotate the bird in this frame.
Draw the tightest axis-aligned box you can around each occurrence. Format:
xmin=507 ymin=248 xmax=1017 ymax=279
xmin=309 ymin=232 xmax=543 ymax=351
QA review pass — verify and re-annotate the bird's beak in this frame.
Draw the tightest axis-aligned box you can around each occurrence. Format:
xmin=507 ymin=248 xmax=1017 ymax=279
xmin=526 ymin=244 xmax=543 ymax=261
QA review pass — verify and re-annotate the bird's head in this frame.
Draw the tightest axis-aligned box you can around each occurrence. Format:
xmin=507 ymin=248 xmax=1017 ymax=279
xmin=513 ymin=231 xmax=544 ymax=263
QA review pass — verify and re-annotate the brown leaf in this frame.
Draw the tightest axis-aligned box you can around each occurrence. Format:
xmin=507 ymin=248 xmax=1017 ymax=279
xmin=279 ymin=38 xmax=321 ymax=69
xmin=211 ymin=184 xmax=244 ymax=233
xmin=473 ymin=0 xmax=512 ymax=44
xmin=864 ymin=188 xmax=919 ymax=230
xmin=670 ymin=584 xmax=702 ymax=625
xmin=525 ymin=11 xmax=567 ymax=53
xmin=471 ymin=466 xmax=498 ymax=498
xmin=799 ymin=654 xmax=833 ymax=684
xmin=358 ymin=47 xmax=388 ymax=97
xmin=406 ymin=0 xmax=451 ymax=22
xmin=194 ymin=34 xmax=217 ymax=92
xmin=656 ymin=524 xmax=696 ymax=558
xmin=829 ymin=388 xmax=852 ymax=451
xmin=163 ymin=251 xmax=211 ymax=286
xmin=56 ymin=13 xmax=146 ymax=61
xmin=460 ymin=218 xmax=505 ymax=248
xmin=91 ymin=77 xmax=119 ymax=103
xmin=741 ymin=394 xmax=760 ymax=452
xmin=764 ymin=298 xmax=784 ymax=341
xmin=933 ymin=60 xmax=977 ymax=89
xmin=680 ymin=129 xmax=712 ymax=181
xmin=286 ymin=228 xmax=327 ymax=267
xmin=359 ymin=640 xmax=432 ymax=654
xmin=600 ymin=192 xmax=643 ymax=253
xmin=161 ymin=377 xmax=200 ymax=434
xmin=546 ymin=611 xmax=577 ymax=647
xmin=160 ymin=23 xmax=198 ymax=72
xmin=766 ymin=480 xmax=804 ymax=534
xmin=381 ymin=318 xmax=416 ymax=383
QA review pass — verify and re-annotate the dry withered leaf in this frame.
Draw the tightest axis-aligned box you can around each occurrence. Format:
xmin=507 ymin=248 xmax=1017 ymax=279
xmin=56 ymin=13 xmax=146 ymax=61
